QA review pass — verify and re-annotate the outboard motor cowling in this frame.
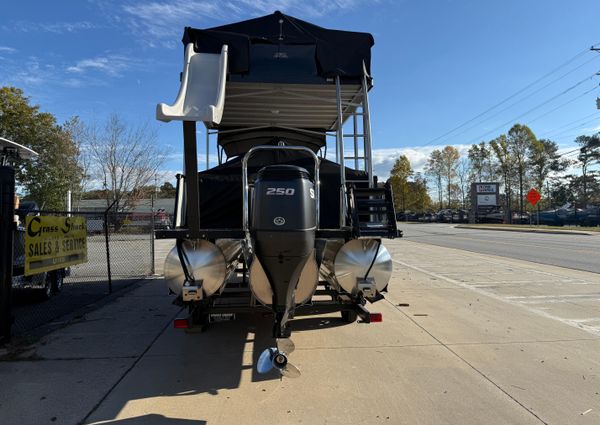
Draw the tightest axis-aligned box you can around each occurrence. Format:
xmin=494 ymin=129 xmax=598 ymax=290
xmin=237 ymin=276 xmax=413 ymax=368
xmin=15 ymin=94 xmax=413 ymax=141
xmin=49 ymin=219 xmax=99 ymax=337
xmin=250 ymin=165 xmax=316 ymax=336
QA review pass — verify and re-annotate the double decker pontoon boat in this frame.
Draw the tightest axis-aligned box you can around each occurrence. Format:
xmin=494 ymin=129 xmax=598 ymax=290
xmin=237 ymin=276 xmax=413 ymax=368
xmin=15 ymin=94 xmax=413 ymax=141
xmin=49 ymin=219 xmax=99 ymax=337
xmin=157 ymin=11 xmax=400 ymax=377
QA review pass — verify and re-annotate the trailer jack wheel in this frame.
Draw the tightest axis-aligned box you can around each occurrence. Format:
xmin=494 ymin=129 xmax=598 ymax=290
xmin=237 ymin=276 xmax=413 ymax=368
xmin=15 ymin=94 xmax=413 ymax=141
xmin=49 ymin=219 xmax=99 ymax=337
xmin=186 ymin=307 xmax=209 ymax=333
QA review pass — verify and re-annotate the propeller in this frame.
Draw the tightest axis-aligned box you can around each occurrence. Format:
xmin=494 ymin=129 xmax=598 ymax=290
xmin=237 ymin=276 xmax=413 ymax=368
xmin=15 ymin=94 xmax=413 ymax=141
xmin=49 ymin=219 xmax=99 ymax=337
xmin=256 ymin=338 xmax=300 ymax=378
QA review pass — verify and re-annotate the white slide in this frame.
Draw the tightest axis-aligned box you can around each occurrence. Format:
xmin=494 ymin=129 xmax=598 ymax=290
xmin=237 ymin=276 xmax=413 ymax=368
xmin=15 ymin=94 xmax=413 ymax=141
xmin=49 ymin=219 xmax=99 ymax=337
xmin=156 ymin=43 xmax=228 ymax=125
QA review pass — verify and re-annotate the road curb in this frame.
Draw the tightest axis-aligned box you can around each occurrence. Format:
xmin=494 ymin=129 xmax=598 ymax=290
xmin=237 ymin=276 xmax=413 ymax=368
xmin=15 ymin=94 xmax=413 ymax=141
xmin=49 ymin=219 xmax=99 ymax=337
xmin=455 ymin=224 xmax=596 ymax=236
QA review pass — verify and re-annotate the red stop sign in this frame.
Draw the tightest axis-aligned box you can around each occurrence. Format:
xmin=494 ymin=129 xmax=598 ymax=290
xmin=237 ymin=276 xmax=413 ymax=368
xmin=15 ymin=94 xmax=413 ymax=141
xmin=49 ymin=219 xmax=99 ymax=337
xmin=527 ymin=188 xmax=541 ymax=206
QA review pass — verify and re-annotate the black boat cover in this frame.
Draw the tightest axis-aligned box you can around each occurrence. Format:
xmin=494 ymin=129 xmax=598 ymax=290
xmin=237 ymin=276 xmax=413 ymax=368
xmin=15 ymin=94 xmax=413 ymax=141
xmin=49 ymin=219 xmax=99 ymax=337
xmin=182 ymin=11 xmax=374 ymax=81
xmin=198 ymin=150 xmax=371 ymax=229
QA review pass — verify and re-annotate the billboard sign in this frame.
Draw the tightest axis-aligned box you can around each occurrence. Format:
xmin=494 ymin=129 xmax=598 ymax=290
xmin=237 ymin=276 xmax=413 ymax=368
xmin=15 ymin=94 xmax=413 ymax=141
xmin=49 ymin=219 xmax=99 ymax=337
xmin=476 ymin=184 xmax=496 ymax=193
xmin=470 ymin=182 xmax=500 ymax=223
xmin=25 ymin=216 xmax=87 ymax=275
xmin=477 ymin=194 xmax=497 ymax=206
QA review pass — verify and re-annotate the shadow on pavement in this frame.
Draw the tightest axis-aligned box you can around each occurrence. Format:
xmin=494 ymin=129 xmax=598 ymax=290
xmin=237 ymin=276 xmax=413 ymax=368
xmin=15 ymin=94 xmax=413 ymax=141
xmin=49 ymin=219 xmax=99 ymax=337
xmin=11 ymin=278 xmax=143 ymax=335
xmin=290 ymin=315 xmax=347 ymax=332
xmin=85 ymin=312 xmax=354 ymax=424
xmin=85 ymin=313 xmax=276 ymax=423
xmin=90 ymin=414 xmax=206 ymax=424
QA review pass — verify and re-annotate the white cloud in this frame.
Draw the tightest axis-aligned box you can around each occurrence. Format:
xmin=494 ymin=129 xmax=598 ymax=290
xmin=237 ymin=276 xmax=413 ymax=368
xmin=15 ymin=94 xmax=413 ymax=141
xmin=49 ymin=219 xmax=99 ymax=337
xmin=4 ymin=21 xmax=97 ymax=34
xmin=120 ymin=0 xmax=373 ymax=47
xmin=121 ymin=1 xmax=231 ymax=46
xmin=66 ymin=55 xmax=139 ymax=77
xmin=372 ymin=144 xmax=472 ymax=180
xmin=0 ymin=46 xmax=17 ymax=53
xmin=0 ymin=53 xmax=111 ymax=90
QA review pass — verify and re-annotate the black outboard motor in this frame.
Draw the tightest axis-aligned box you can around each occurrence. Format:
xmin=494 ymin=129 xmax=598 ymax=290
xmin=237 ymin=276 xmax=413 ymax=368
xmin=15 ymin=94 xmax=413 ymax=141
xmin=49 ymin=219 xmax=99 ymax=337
xmin=251 ymin=165 xmax=316 ymax=337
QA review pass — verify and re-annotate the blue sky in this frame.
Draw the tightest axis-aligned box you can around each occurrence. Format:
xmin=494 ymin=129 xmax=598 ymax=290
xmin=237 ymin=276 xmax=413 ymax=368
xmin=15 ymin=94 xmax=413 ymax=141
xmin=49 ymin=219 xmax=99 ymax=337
xmin=2 ymin=0 xmax=600 ymax=181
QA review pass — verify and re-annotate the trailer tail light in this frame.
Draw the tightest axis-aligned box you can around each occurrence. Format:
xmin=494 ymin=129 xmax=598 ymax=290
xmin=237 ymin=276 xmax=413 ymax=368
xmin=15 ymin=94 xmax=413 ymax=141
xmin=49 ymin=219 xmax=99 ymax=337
xmin=369 ymin=312 xmax=383 ymax=323
xmin=173 ymin=318 xmax=189 ymax=329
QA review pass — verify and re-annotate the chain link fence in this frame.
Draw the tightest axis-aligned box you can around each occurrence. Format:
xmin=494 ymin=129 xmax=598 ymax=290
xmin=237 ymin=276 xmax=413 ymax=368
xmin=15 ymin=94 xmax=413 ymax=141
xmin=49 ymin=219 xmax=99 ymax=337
xmin=8 ymin=201 xmax=159 ymax=337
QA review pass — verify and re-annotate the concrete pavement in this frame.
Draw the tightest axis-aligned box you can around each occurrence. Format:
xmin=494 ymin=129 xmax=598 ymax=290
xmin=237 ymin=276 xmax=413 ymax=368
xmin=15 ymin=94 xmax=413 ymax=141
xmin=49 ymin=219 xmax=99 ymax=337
xmin=0 ymin=278 xmax=182 ymax=425
xmin=2 ymin=236 xmax=600 ymax=424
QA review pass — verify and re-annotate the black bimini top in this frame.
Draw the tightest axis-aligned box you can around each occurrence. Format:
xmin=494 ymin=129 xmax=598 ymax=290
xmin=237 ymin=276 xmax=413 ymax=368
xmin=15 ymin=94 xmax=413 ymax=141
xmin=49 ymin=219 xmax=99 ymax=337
xmin=183 ymin=11 xmax=374 ymax=83
xmin=183 ymin=11 xmax=375 ymax=156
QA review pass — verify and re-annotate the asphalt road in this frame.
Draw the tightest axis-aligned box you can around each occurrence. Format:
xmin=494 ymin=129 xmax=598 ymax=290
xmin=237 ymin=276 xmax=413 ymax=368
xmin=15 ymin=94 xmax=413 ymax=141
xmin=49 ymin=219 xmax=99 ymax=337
xmin=399 ymin=222 xmax=600 ymax=274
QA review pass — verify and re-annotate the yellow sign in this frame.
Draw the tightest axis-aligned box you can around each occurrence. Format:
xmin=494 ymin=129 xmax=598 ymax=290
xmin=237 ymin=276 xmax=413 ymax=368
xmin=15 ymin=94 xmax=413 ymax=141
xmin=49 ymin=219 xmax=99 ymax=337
xmin=24 ymin=216 xmax=88 ymax=275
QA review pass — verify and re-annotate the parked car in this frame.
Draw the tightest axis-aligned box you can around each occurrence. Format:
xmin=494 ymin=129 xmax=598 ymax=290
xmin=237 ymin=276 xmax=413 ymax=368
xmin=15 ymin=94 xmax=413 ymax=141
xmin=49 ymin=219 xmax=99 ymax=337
xmin=580 ymin=206 xmax=600 ymax=226
xmin=406 ymin=212 xmax=420 ymax=221
xmin=452 ymin=209 xmax=469 ymax=223
xmin=418 ymin=212 xmax=435 ymax=223
xmin=87 ymin=217 xmax=105 ymax=234
xmin=533 ymin=209 xmax=564 ymax=226
xmin=477 ymin=208 xmax=504 ymax=223
xmin=556 ymin=208 xmax=585 ymax=225
xmin=12 ymin=227 xmax=65 ymax=300
xmin=436 ymin=209 xmax=453 ymax=223
xmin=511 ymin=211 xmax=530 ymax=224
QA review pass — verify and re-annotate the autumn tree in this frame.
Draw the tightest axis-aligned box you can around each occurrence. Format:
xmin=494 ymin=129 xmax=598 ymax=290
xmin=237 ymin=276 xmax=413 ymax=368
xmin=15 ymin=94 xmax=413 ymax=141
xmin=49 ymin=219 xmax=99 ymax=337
xmin=455 ymin=157 xmax=471 ymax=209
xmin=62 ymin=116 xmax=91 ymax=209
xmin=468 ymin=142 xmax=495 ymax=182
xmin=159 ymin=182 xmax=177 ymax=198
xmin=406 ymin=173 xmax=432 ymax=212
xmin=507 ymin=124 xmax=536 ymax=217
xmin=528 ymin=138 xmax=567 ymax=208
xmin=425 ymin=149 xmax=444 ymax=208
xmin=87 ymin=114 xmax=165 ymax=212
xmin=439 ymin=145 xmax=460 ymax=207
xmin=389 ymin=155 xmax=413 ymax=211
xmin=490 ymin=134 xmax=513 ymax=223
xmin=575 ymin=134 xmax=600 ymax=206
xmin=0 ymin=86 xmax=81 ymax=209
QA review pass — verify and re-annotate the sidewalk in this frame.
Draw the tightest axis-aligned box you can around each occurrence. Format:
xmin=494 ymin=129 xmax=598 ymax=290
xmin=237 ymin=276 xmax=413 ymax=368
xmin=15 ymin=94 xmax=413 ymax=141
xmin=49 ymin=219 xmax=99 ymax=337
xmin=0 ymin=278 xmax=180 ymax=425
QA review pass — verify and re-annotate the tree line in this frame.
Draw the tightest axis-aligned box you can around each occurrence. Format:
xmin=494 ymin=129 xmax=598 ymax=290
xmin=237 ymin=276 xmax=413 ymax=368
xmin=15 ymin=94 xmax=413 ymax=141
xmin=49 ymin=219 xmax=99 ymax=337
xmin=0 ymin=86 xmax=168 ymax=211
xmin=389 ymin=123 xmax=600 ymax=215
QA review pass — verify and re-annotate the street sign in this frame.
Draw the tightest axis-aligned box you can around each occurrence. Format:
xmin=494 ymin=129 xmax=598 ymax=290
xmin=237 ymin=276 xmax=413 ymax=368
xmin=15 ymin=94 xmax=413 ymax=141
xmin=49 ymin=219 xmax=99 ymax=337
xmin=526 ymin=188 xmax=541 ymax=206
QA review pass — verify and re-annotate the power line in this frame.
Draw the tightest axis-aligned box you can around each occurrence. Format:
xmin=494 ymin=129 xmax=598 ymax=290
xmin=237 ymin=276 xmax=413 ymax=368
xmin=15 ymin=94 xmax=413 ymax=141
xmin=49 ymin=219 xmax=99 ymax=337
xmin=419 ymin=45 xmax=598 ymax=147
xmin=540 ymin=111 xmax=600 ymax=136
xmin=543 ymin=115 xmax=600 ymax=138
xmin=557 ymin=147 xmax=580 ymax=158
xmin=527 ymin=84 xmax=599 ymax=125
xmin=461 ymin=83 xmax=599 ymax=146
xmin=434 ymin=57 xmax=600 ymax=145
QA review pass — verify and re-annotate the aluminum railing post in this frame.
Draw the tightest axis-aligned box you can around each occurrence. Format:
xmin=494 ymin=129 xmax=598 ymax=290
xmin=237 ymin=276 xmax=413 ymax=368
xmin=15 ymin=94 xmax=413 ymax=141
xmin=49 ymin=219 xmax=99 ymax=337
xmin=361 ymin=70 xmax=374 ymax=188
xmin=335 ymin=76 xmax=347 ymax=227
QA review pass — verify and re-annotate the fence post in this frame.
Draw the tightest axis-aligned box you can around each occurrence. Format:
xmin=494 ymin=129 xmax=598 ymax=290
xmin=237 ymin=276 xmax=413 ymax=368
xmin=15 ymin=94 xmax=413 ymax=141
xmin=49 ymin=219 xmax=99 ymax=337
xmin=150 ymin=195 xmax=155 ymax=275
xmin=0 ymin=166 xmax=15 ymax=343
xmin=104 ymin=200 xmax=117 ymax=294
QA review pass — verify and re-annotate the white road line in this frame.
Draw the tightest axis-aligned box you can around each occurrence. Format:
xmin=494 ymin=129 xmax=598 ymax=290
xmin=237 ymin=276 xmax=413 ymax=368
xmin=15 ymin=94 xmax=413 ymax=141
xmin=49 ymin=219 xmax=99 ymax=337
xmin=392 ymin=257 xmax=600 ymax=338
